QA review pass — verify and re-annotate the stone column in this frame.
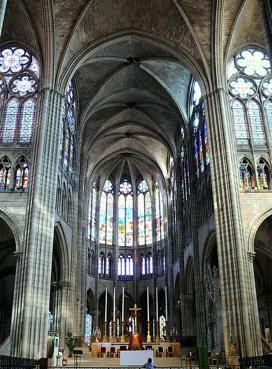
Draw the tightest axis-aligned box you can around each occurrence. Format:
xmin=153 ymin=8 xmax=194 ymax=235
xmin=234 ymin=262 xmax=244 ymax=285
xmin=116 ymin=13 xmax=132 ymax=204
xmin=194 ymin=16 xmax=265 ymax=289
xmin=262 ymin=0 xmax=272 ymax=59
xmin=11 ymin=88 xmax=64 ymax=359
xmin=204 ymin=88 xmax=262 ymax=357
xmin=0 ymin=0 xmax=7 ymax=36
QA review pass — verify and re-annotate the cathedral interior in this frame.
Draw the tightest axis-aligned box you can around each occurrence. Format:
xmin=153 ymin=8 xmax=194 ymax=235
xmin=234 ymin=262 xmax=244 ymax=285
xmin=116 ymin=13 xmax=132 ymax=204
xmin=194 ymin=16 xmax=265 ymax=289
xmin=0 ymin=0 xmax=272 ymax=364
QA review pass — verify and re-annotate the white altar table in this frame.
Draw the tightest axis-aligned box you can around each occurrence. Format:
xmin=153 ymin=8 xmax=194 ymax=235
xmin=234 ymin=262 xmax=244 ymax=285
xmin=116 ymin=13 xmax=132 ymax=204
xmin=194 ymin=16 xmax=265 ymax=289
xmin=120 ymin=350 xmax=154 ymax=365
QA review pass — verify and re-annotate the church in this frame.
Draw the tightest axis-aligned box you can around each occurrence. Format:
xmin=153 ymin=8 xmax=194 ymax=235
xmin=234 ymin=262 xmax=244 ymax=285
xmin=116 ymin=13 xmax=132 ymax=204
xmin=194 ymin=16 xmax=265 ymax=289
xmin=0 ymin=0 xmax=272 ymax=365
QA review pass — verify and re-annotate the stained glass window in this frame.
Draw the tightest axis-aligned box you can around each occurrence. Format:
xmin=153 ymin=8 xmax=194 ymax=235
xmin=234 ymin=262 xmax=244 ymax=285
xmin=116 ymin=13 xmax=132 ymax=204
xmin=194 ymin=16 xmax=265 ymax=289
xmin=248 ymin=100 xmax=265 ymax=144
xmin=85 ymin=314 xmax=92 ymax=344
xmin=265 ymin=100 xmax=272 ymax=138
xmin=155 ymin=185 xmax=164 ymax=241
xmin=99 ymin=180 xmax=114 ymax=245
xmin=0 ymin=45 xmax=39 ymax=144
xmin=61 ymin=80 xmax=76 ymax=173
xmin=231 ymin=100 xmax=249 ymax=144
xmin=228 ymin=47 xmax=272 ymax=151
xmin=15 ymin=157 xmax=29 ymax=190
xmin=0 ymin=156 xmax=11 ymax=190
xmin=118 ymin=178 xmax=133 ymax=246
xmin=137 ymin=179 xmax=152 ymax=245
xmin=89 ymin=184 xmax=97 ymax=241
xmin=191 ymin=80 xmax=209 ymax=177
xmin=239 ymin=158 xmax=255 ymax=190
xmin=257 ymin=157 xmax=270 ymax=190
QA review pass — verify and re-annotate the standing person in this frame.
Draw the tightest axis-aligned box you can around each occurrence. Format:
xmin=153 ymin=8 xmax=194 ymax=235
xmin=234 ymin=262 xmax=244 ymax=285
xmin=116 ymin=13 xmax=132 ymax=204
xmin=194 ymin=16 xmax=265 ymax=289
xmin=143 ymin=358 xmax=156 ymax=369
xmin=265 ymin=325 xmax=271 ymax=342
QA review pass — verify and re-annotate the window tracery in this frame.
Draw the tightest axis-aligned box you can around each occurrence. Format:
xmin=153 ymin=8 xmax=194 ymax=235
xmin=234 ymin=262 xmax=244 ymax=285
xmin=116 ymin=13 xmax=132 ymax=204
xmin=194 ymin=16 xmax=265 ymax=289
xmin=0 ymin=45 xmax=39 ymax=144
xmin=227 ymin=47 xmax=272 ymax=147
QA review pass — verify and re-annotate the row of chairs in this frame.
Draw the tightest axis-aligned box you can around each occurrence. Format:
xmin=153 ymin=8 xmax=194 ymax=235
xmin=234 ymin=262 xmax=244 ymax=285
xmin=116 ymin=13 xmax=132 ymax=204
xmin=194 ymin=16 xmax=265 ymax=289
xmin=97 ymin=345 xmax=175 ymax=358
xmin=156 ymin=346 xmax=174 ymax=357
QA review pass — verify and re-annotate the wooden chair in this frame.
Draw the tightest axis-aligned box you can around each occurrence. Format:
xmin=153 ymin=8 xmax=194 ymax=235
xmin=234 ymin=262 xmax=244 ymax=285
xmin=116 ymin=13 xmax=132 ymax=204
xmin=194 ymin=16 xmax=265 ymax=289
xmin=109 ymin=346 xmax=117 ymax=358
xmin=156 ymin=346 xmax=164 ymax=357
xmin=166 ymin=346 xmax=174 ymax=357
xmin=98 ymin=346 xmax=107 ymax=358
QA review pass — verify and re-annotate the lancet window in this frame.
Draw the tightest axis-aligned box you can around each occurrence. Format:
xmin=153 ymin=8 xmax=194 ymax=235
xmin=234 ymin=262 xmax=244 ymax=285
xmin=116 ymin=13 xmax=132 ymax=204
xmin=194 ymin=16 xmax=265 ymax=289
xmin=99 ymin=180 xmax=114 ymax=245
xmin=118 ymin=178 xmax=133 ymax=246
xmin=137 ymin=179 xmax=152 ymax=245
xmin=191 ymin=80 xmax=209 ymax=178
xmin=0 ymin=45 xmax=39 ymax=144
xmin=0 ymin=156 xmax=11 ymax=190
xmin=155 ymin=184 xmax=164 ymax=241
xmin=15 ymin=156 xmax=29 ymax=190
xmin=118 ymin=254 xmax=133 ymax=277
xmin=60 ymin=80 xmax=76 ymax=173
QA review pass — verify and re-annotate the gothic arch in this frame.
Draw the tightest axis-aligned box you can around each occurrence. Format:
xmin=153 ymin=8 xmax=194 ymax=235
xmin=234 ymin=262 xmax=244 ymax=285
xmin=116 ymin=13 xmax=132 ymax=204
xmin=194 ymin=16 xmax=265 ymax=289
xmin=248 ymin=207 xmax=272 ymax=254
xmin=53 ymin=222 xmax=70 ymax=281
xmin=0 ymin=217 xmax=17 ymax=345
xmin=0 ymin=209 xmax=22 ymax=251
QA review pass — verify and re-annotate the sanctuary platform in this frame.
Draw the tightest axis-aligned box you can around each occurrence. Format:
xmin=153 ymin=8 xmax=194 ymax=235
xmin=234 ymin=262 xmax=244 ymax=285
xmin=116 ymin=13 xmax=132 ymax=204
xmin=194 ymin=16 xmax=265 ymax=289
xmin=90 ymin=341 xmax=181 ymax=358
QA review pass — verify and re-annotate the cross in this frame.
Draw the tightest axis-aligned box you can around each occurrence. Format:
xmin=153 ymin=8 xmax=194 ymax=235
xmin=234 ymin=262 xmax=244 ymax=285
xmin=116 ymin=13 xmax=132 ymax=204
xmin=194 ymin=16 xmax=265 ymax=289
xmin=129 ymin=304 xmax=142 ymax=333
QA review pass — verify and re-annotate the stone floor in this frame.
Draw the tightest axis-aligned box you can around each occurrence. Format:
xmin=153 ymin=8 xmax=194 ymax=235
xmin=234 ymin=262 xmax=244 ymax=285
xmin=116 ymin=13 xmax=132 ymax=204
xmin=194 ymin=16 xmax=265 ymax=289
xmin=64 ymin=354 xmax=182 ymax=367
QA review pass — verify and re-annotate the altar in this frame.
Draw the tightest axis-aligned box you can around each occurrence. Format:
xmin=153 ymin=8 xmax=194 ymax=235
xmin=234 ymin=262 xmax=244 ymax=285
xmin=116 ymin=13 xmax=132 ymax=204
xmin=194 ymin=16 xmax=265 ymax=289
xmin=120 ymin=350 xmax=153 ymax=365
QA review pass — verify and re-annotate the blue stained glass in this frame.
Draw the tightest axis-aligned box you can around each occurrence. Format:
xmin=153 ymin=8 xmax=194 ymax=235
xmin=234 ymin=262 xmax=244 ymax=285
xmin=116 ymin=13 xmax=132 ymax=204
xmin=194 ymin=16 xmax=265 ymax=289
xmin=118 ymin=194 xmax=125 ymax=246
xmin=202 ymin=120 xmax=210 ymax=165
xmin=194 ymin=137 xmax=199 ymax=177
xmin=265 ymin=100 xmax=272 ymax=138
xmin=20 ymin=99 xmax=35 ymax=143
xmin=198 ymin=130 xmax=204 ymax=173
xmin=2 ymin=98 xmax=18 ymax=142
xmin=248 ymin=100 xmax=265 ymax=144
xmin=231 ymin=100 xmax=249 ymax=144
xmin=138 ymin=193 xmax=145 ymax=245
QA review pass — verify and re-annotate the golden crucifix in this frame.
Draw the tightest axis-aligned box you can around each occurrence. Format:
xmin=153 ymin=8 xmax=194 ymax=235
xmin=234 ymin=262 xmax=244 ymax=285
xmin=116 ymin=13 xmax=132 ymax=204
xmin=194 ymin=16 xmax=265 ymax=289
xmin=129 ymin=304 xmax=142 ymax=333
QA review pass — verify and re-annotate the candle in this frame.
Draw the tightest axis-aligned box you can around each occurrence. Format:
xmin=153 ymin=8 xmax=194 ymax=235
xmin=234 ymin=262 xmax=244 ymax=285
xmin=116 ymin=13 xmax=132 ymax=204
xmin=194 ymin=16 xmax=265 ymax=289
xmin=105 ymin=286 xmax=107 ymax=321
xmin=156 ymin=286 xmax=158 ymax=321
xmin=122 ymin=286 xmax=124 ymax=322
xmin=165 ymin=286 xmax=168 ymax=321
xmin=147 ymin=286 xmax=150 ymax=321
xmin=113 ymin=286 xmax=116 ymax=321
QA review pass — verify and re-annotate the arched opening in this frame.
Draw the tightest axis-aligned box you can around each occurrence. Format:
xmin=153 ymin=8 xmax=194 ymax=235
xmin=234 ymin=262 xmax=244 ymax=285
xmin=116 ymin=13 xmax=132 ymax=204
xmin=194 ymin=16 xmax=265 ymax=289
xmin=183 ymin=258 xmax=196 ymax=338
xmin=49 ymin=230 xmax=63 ymax=335
xmin=254 ymin=215 xmax=272 ymax=345
xmin=204 ymin=243 xmax=224 ymax=353
xmin=0 ymin=218 xmax=16 ymax=345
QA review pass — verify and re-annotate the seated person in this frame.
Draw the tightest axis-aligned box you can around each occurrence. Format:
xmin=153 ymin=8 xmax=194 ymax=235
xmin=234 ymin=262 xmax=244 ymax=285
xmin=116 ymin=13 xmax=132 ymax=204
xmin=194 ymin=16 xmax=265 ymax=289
xmin=143 ymin=357 xmax=156 ymax=369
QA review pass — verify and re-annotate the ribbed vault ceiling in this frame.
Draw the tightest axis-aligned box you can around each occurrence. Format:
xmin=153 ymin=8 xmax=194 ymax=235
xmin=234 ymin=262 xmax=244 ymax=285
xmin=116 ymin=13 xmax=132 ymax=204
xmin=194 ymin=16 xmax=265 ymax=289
xmin=78 ymin=37 xmax=192 ymax=182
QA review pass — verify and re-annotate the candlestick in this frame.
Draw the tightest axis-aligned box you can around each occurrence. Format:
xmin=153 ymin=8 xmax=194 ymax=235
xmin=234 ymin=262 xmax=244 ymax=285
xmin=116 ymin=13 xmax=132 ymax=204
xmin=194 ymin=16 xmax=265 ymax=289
xmin=122 ymin=286 xmax=124 ymax=322
xmin=156 ymin=286 xmax=158 ymax=321
xmin=165 ymin=285 xmax=168 ymax=321
xmin=113 ymin=286 xmax=116 ymax=321
xmin=147 ymin=286 xmax=150 ymax=322
xmin=105 ymin=286 xmax=107 ymax=321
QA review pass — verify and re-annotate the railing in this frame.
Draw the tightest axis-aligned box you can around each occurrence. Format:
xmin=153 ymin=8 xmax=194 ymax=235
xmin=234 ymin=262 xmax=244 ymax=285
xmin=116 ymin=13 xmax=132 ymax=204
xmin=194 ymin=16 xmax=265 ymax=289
xmin=0 ymin=355 xmax=37 ymax=369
